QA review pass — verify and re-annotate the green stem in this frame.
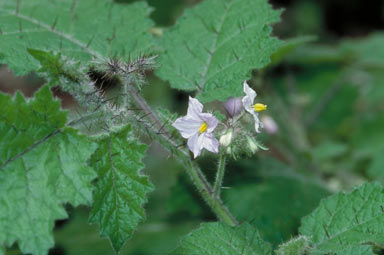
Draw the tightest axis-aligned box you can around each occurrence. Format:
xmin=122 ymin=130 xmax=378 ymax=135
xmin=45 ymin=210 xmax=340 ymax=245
xmin=126 ymin=85 xmax=238 ymax=226
xmin=213 ymin=153 xmax=226 ymax=198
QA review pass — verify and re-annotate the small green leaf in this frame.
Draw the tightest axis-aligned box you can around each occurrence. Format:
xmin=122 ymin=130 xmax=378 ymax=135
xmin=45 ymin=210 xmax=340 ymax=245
xmin=0 ymin=0 xmax=154 ymax=75
xmin=156 ymin=0 xmax=282 ymax=102
xmin=89 ymin=126 xmax=154 ymax=252
xmin=270 ymin=35 xmax=316 ymax=65
xmin=275 ymin=236 xmax=310 ymax=255
xmin=300 ymin=182 xmax=384 ymax=254
xmin=0 ymin=86 xmax=97 ymax=255
xmin=173 ymin=222 xmax=272 ymax=255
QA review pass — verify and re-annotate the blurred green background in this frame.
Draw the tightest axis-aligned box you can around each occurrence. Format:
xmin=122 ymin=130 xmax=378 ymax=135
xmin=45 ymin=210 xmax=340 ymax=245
xmin=1 ymin=0 xmax=384 ymax=254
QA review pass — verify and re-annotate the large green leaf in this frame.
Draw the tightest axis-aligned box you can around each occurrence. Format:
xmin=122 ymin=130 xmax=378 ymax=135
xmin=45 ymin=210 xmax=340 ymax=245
xmin=0 ymin=86 xmax=97 ymax=255
xmin=0 ymin=0 xmax=154 ymax=75
xmin=156 ymin=0 xmax=282 ymax=102
xmin=172 ymin=222 xmax=272 ymax=255
xmin=89 ymin=126 xmax=154 ymax=252
xmin=300 ymin=182 xmax=384 ymax=254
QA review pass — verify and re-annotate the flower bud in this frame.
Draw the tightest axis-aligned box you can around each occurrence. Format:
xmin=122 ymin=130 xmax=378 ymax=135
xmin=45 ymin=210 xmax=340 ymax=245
xmin=261 ymin=115 xmax=278 ymax=134
xmin=223 ymin=97 xmax=243 ymax=118
xmin=220 ymin=129 xmax=233 ymax=147
xmin=246 ymin=136 xmax=259 ymax=154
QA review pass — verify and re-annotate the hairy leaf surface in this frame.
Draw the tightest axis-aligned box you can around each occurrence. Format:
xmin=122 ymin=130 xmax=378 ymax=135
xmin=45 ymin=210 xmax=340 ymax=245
xmin=0 ymin=86 xmax=97 ymax=255
xmin=156 ymin=0 xmax=282 ymax=102
xmin=172 ymin=222 xmax=271 ymax=255
xmin=0 ymin=0 xmax=154 ymax=75
xmin=275 ymin=236 xmax=310 ymax=255
xmin=89 ymin=126 xmax=154 ymax=252
xmin=300 ymin=182 xmax=384 ymax=254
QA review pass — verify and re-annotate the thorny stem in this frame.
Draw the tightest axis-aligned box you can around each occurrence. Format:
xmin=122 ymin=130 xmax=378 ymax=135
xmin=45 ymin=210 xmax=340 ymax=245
xmin=125 ymin=83 xmax=238 ymax=226
xmin=213 ymin=153 xmax=226 ymax=198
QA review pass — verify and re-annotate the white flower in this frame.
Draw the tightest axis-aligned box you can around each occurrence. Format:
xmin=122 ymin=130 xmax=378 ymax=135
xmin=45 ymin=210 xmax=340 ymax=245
xmin=172 ymin=97 xmax=219 ymax=158
xmin=242 ymin=81 xmax=267 ymax=133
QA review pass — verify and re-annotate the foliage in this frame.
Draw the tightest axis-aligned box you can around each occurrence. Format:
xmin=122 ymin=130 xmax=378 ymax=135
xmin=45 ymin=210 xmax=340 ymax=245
xmin=172 ymin=222 xmax=272 ymax=255
xmin=0 ymin=86 xmax=97 ymax=255
xmin=89 ymin=125 xmax=154 ymax=252
xmin=1 ymin=0 xmax=384 ymax=254
xmin=300 ymin=182 xmax=384 ymax=254
xmin=156 ymin=0 xmax=283 ymax=102
xmin=0 ymin=0 xmax=154 ymax=75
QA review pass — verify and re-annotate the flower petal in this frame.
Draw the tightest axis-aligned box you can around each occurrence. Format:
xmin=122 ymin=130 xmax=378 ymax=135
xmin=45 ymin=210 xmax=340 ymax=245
xmin=172 ymin=116 xmax=202 ymax=138
xmin=187 ymin=97 xmax=204 ymax=120
xmin=252 ymin=112 xmax=263 ymax=133
xmin=242 ymin=81 xmax=256 ymax=114
xmin=199 ymin=113 xmax=219 ymax=132
xmin=202 ymin=133 xmax=219 ymax=154
xmin=187 ymin=133 xmax=205 ymax=158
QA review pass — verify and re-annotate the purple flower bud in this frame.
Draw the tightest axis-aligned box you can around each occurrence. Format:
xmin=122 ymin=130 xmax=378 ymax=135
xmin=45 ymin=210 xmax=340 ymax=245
xmin=223 ymin=97 xmax=243 ymax=118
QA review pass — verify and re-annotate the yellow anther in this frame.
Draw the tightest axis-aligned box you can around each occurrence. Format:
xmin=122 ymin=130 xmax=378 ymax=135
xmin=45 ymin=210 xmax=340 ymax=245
xmin=253 ymin=103 xmax=267 ymax=112
xmin=199 ymin=122 xmax=208 ymax=134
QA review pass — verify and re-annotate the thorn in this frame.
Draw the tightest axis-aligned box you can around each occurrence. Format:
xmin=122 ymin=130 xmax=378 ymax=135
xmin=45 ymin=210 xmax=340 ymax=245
xmin=70 ymin=0 xmax=77 ymax=12
xmin=16 ymin=0 xmax=21 ymax=14
xmin=323 ymin=225 xmax=330 ymax=239
xmin=138 ymin=112 xmax=151 ymax=121
xmin=86 ymin=34 xmax=96 ymax=48
xmin=18 ymin=19 xmax=22 ymax=32
xmin=51 ymin=16 xmax=58 ymax=30
xmin=59 ymin=37 xmax=63 ymax=51
xmin=232 ymin=49 xmax=240 ymax=61
xmin=107 ymin=26 xmax=116 ymax=44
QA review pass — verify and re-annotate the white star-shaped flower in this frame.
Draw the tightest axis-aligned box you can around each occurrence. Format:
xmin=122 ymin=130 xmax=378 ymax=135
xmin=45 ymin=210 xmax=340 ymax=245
xmin=172 ymin=97 xmax=219 ymax=158
xmin=242 ymin=81 xmax=267 ymax=133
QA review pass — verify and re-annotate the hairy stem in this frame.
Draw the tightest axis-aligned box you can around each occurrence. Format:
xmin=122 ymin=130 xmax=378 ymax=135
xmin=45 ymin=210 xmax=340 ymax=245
xmin=213 ymin=153 xmax=226 ymax=198
xmin=126 ymin=84 xmax=238 ymax=226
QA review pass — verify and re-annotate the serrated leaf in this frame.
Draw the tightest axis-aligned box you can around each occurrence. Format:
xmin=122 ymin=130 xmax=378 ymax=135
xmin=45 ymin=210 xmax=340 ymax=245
xmin=89 ymin=126 xmax=154 ymax=252
xmin=0 ymin=86 xmax=97 ymax=255
xmin=156 ymin=0 xmax=282 ymax=102
xmin=0 ymin=0 xmax=154 ymax=75
xmin=299 ymin=182 xmax=384 ymax=254
xmin=173 ymin=222 xmax=272 ymax=255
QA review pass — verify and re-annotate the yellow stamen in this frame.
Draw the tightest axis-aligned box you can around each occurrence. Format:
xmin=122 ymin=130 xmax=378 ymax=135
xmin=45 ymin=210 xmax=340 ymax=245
xmin=199 ymin=122 xmax=208 ymax=134
xmin=253 ymin=103 xmax=267 ymax=112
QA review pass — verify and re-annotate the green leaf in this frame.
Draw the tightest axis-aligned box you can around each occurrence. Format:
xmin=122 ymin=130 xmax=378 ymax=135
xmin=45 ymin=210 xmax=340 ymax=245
xmin=0 ymin=0 xmax=154 ymax=75
xmin=224 ymin=177 xmax=329 ymax=245
xmin=270 ymin=35 xmax=316 ymax=66
xmin=156 ymin=0 xmax=282 ymax=102
xmin=299 ymin=182 xmax=384 ymax=254
xmin=275 ymin=236 xmax=310 ymax=255
xmin=0 ymin=86 xmax=97 ymax=255
xmin=340 ymin=33 xmax=384 ymax=68
xmin=173 ymin=222 xmax=272 ymax=255
xmin=89 ymin=126 xmax=154 ymax=252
